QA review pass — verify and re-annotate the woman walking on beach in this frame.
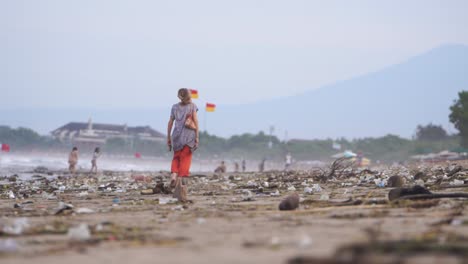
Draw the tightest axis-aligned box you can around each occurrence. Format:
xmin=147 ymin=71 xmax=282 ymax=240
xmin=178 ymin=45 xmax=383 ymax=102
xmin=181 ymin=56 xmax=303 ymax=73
xmin=167 ymin=88 xmax=199 ymax=202
xmin=68 ymin=147 xmax=78 ymax=174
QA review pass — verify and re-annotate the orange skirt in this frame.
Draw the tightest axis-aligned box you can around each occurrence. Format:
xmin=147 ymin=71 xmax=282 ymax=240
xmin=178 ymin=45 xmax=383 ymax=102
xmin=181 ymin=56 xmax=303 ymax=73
xmin=171 ymin=145 xmax=192 ymax=177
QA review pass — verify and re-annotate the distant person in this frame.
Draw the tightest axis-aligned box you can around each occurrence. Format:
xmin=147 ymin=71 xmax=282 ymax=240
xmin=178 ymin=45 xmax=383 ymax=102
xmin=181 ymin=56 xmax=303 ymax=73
xmin=214 ymin=161 xmax=227 ymax=173
xmin=242 ymin=159 xmax=246 ymax=172
xmin=68 ymin=147 xmax=78 ymax=174
xmin=285 ymin=152 xmax=292 ymax=170
xmin=90 ymin=147 xmax=101 ymax=174
xmin=234 ymin=162 xmax=239 ymax=172
xmin=167 ymin=88 xmax=199 ymax=202
xmin=259 ymin=158 xmax=266 ymax=172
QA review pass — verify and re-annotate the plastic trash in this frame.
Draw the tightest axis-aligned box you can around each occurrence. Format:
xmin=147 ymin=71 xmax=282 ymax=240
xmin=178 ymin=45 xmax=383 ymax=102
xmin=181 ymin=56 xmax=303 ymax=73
xmin=374 ymin=179 xmax=386 ymax=188
xmin=287 ymin=186 xmax=296 ymax=191
xmin=42 ymin=192 xmax=57 ymax=200
xmin=312 ymin=184 xmax=322 ymax=192
xmin=450 ymin=179 xmax=464 ymax=186
xmin=172 ymin=205 xmax=184 ymax=211
xmin=112 ymin=197 xmax=120 ymax=205
xmin=304 ymin=187 xmax=313 ymax=194
xmin=76 ymin=208 xmax=95 ymax=214
xmin=158 ymin=197 xmax=178 ymax=205
xmin=55 ymin=202 xmax=74 ymax=215
xmin=67 ymin=223 xmax=91 ymax=241
xmin=77 ymin=191 xmax=88 ymax=197
xmin=3 ymin=218 xmax=29 ymax=235
xmin=242 ymin=190 xmax=254 ymax=201
xmin=270 ymin=190 xmax=280 ymax=197
xmin=319 ymin=193 xmax=330 ymax=201
xmin=8 ymin=190 xmax=15 ymax=199
xmin=263 ymin=182 xmax=269 ymax=188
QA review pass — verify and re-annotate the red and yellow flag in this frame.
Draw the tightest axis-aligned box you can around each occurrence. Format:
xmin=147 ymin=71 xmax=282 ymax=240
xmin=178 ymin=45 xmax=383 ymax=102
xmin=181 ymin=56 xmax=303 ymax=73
xmin=189 ymin=89 xmax=199 ymax=99
xmin=206 ymin=103 xmax=216 ymax=112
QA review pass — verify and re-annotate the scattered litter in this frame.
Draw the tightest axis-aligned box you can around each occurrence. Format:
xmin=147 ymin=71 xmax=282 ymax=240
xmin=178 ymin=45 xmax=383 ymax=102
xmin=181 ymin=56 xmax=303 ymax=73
xmin=159 ymin=197 xmax=178 ymax=205
xmin=76 ymin=208 xmax=95 ymax=214
xmin=242 ymin=190 xmax=254 ymax=201
xmin=450 ymin=179 xmax=464 ymax=186
xmin=312 ymin=184 xmax=322 ymax=192
xmin=320 ymin=193 xmax=330 ymax=201
xmin=2 ymin=218 xmax=29 ymax=235
xmin=270 ymin=190 xmax=280 ymax=197
xmin=304 ymin=187 xmax=313 ymax=194
xmin=67 ymin=223 xmax=91 ymax=241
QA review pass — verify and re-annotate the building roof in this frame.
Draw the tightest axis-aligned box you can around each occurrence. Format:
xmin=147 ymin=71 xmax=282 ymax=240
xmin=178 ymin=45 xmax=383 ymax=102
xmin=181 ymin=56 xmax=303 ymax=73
xmin=52 ymin=122 xmax=164 ymax=138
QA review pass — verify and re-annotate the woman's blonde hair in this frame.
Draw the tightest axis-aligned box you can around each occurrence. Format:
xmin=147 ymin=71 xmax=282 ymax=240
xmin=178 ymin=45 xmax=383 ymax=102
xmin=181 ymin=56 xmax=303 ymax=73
xmin=178 ymin=88 xmax=191 ymax=104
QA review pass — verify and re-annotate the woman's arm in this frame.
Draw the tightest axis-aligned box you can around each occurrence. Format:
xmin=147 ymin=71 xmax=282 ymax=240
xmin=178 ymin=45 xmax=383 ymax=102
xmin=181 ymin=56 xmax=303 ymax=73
xmin=167 ymin=116 xmax=174 ymax=149
xmin=193 ymin=109 xmax=199 ymax=147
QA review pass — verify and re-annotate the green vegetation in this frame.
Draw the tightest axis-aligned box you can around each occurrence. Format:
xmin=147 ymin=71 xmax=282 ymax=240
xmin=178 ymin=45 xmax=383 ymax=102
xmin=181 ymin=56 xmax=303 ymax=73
xmin=450 ymin=91 xmax=468 ymax=147
xmin=0 ymin=125 xmax=462 ymax=163
xmin=415 ymin=123 xmax=448 ymax=141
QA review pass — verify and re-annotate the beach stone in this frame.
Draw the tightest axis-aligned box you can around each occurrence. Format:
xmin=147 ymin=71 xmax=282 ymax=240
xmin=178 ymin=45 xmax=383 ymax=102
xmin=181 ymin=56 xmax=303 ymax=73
xmin=279 ymin=193 xmax=300 ymax=211
xmin=387 ymin=175 xmax=405 ymax=187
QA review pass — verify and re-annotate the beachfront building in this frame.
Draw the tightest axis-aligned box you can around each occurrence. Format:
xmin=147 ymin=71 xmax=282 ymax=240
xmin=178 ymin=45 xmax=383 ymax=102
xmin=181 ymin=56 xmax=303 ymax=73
xmin=51 ymin=119 xmax=165 ymax=146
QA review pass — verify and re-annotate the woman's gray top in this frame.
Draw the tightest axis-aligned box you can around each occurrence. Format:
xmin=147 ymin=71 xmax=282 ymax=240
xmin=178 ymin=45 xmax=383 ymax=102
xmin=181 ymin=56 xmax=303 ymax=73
xmin=170 ymin=102 xmax=198 ymax=152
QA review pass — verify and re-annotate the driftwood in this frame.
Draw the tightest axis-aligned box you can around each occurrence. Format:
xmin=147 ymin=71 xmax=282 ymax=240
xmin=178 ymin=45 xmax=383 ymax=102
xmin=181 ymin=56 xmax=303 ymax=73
xmin=393 ymin=193 xmax=468 ymax=201
xmin=389 ymin=185 xmax=468 ymax=201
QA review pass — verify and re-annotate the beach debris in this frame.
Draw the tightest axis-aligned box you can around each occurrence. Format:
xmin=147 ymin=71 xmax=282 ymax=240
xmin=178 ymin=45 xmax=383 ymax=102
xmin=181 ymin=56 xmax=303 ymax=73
xmin=388 ymin=185 xmax=432 ymax=201
xmin=387 ymin=175 xmax=405 ymax=187
xmin=112 ymin=197 xmax=120 ymax=206
xmin=196 ymin=218 xmax=206 ymax=225
xmin=2 ymin=218 xmax=29 ymax=235
xmin=389 ymin=185 xmax=468 ymax=201
xmin=76 ymin=208 xmax=95 ymax=214
xmin=77 ymin=191 xmax=88 ymax=197
xmin=8 ymin=190 xmax=15 ymax=199
xmin=158 ymin=197 xmax=178 ymax=205
xmin=312 ymin=184 xmax=322 ymax=192
xmin=55 ymin=202 xmax=74 ymax=215
xmin=172 ymin=205 xmax=184 ymax=211
xmin=287 ymin=186 xmax=296 ymax=191
xmin=152 ymin=182 xmax=171 ymax=194
xmin=279 ymin=193 xmax=299 ymax=211
xmin=270 ymin=190 xmax=280 ymax=197
xmin=140 ymin=189 xmax=154 ymax=195
xmin=450 ymin=179 xmax=464 ymax=186
xmin=320 ymin=193 xmax=330 ymax=201
xmin=42 ymin=192 xmax=57 ymax=200
xmin=374 ymin=179 xmax=386 ymax=188
xmin=67 ymin=223 xmax=91 ymax=241
xmin=304 ymin=187 xmax=313 ymax=194
xmin=241 ymin=190 xmax=254 ymax=201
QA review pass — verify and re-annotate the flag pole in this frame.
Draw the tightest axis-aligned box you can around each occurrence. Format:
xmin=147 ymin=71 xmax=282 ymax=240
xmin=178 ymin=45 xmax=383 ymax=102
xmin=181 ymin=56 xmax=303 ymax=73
xmin=204 ymin=105 xmax=207 ymax=133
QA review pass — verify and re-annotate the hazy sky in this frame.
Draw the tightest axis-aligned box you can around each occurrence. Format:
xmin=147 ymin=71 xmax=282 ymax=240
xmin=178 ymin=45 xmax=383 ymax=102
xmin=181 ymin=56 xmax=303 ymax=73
xmin=1 ymin=0 xmax=468 ymax=109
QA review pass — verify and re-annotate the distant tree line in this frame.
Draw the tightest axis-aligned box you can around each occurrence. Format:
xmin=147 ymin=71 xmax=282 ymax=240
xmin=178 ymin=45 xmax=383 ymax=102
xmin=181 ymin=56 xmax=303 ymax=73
xmin=0 ymin=109 xmax=464 ymax=163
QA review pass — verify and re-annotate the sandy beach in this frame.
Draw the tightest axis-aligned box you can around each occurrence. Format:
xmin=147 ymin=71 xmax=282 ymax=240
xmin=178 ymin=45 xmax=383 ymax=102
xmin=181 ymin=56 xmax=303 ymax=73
xmin=1 ymin=160 xmax=468 ymax=264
